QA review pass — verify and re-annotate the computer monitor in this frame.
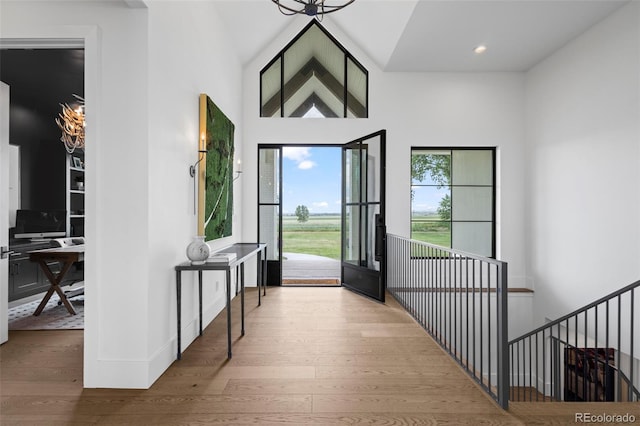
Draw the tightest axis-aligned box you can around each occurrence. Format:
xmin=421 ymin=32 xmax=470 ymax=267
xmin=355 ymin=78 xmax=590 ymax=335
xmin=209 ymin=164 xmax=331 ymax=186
xmin=14 ymin=209 xmax=66 ymax=240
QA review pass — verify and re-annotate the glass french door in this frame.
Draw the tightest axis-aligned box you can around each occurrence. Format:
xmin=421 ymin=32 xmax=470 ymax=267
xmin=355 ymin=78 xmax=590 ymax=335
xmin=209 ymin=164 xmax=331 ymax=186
xmin=258 ymin=146 xmax=282 ymax=285
xmin=341 ymin=130 xmax=386 ymax=302
xmin=258 ymin=132 xmax=386 ymax=295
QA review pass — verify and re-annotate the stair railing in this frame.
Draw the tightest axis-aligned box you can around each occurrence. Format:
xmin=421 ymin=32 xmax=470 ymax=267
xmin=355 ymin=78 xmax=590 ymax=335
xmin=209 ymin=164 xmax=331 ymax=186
xmin=509 ymin=279 xmax=640 ymax=402
xmin=386 ymin=234 xmax=509 ymax=409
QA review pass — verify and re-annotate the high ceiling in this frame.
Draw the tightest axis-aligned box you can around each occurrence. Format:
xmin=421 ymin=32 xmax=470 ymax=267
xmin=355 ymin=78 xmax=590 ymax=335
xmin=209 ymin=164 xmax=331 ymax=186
xmin=211 ymin=0 xmax=629 ymax=72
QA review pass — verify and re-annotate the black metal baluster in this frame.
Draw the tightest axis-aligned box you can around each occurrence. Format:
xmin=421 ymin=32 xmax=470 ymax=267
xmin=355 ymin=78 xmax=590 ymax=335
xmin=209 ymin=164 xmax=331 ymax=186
xmin=510 ymin=343 xmax=514 ymax=401
xmin=595 ymin=307 xmax=599 ymax=401
xmin=605 ymin=300 xmax=610 ymax=401
xmin=465 ymin=256 xmax=470 ymax=371
xmin=629 ymin=288 xmax=635 ymax=401
xmin=617 ymin=295 xmax=622 ymax=400
xmin=479 ymin=261 xmax=484 ymax=387
xmin=473 ymin=259 xmax=477 ymax=382
xmin=584 ymin=312 xmax=589 ymax=401
xmin=517 ymin=339 xmax=520 ymax=399
xmin=529 ymin=333 xmax=539 ymax=401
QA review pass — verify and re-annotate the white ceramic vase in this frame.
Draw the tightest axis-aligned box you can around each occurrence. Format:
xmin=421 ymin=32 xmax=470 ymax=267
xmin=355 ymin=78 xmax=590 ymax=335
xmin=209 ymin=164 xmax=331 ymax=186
xmin=186 ymin=236 xmax=210 ymax=264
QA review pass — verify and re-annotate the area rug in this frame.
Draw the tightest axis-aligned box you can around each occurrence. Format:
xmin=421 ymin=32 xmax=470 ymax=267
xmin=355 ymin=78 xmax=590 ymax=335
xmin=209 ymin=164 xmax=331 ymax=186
xmin=8 ymin=296 xmax=84 ymax=330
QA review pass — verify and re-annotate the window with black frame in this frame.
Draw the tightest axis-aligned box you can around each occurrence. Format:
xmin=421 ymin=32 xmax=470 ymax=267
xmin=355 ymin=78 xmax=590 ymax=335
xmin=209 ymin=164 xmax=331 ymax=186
xmin=411 ymin=148 xmax=495 ymax=258
xmin=260 ymin=20 xmax=368 ymax=118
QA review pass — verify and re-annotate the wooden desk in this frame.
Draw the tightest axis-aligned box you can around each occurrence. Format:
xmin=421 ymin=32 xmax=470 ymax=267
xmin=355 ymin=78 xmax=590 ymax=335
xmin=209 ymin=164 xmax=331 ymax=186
xmin=28 ymin=245 xmax=85 ymax=316
xmin=175 ymin=243 xmax=267 ymax=360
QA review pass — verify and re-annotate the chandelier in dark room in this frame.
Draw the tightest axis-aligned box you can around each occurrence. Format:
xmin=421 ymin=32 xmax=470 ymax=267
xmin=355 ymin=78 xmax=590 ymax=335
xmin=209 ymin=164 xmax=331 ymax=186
xmin=272 ymin=0 xmax=355 ymax=18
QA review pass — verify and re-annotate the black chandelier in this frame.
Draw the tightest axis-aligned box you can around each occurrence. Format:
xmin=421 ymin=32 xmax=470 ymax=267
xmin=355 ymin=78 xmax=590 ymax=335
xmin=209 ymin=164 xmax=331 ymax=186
xmin=272 ymin=0 xmax=355 ymax=18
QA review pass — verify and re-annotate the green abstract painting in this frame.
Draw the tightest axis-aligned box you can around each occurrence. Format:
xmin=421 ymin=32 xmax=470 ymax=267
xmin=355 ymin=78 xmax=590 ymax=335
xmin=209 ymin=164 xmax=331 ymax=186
xmin=198 ymin=94 xmax=235 ymax=240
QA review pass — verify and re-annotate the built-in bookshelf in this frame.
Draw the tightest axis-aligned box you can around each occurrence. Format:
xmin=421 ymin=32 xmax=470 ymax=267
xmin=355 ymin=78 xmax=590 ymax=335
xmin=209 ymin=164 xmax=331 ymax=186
xmin=67 ymin=153 xmax=85 ymax=237
xmin=565 ymin=347 xmax=615 ymax=401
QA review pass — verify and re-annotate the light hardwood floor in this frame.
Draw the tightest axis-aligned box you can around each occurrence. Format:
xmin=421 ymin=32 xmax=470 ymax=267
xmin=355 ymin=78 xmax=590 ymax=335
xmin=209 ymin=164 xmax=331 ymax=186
xmin=1 ymin=287 xmax=638 ymax=425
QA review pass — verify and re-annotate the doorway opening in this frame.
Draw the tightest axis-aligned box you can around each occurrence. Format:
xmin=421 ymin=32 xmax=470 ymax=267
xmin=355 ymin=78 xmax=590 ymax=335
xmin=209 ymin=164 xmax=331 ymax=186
xmin=1 ymin=46 xmax=86 ymax=333
xmin=281 ymin=146 xmax=342 ymax=286
xmin=258 ymin=130 xmax=386 ymax=301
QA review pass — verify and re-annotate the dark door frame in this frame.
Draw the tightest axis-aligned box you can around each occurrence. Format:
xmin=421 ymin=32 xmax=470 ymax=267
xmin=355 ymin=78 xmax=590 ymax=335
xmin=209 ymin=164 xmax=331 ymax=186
xmin=257 ymin=143 xmax=343 ymax=286
xmin=258 ymin=130 xmax=386 ymax=299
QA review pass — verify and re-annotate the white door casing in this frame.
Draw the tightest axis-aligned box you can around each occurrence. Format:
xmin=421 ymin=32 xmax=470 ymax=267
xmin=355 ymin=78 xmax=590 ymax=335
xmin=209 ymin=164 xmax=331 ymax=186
xmin=1 ymin=81 xmax=10 ymax=344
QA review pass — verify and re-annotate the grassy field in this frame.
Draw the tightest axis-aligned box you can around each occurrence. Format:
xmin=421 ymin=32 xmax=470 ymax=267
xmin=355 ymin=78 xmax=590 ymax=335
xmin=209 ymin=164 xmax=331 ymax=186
xmin=411 ymin=213 xmax=451 ymax=247
xmin=283 ymin=215 xmax=341 ymax=260
xmin=282 ymin=213 xmax=452 ymax=260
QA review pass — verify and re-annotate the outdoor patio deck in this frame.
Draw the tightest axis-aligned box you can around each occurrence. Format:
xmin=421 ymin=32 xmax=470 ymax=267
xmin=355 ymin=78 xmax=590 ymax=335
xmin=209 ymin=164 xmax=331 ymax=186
xmin=282 ymin=252 xmax=340 ymax=285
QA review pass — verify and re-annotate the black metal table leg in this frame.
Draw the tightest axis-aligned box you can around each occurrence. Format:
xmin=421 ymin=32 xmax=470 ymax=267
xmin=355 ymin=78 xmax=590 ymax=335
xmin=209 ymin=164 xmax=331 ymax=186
xmin=263 ymin=246 xmax=267 ymax=296
xmin=241 ymin=263 xmax=245 ymax=336
xmin=257 ymin=250 xmax=262 ymax=306
xmin=235 ymin=266 xmax=239 ymax=296
xmin=198 ymin=270 xmax=203 ymax=336
xmin=226 ymin=269 xmax=232 ymax=358
xmin=176 ymin=271 xmax=182 ymax=360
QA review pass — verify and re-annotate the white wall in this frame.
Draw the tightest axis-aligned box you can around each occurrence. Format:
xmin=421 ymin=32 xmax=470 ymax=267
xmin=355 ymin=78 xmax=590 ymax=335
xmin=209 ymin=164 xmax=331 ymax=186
xmin=242 ymin=18 xmax=529 ymax=288
xmin=0 ymin=0 xmax=243 ymax=388
xmin=146 ymin=0 xmax=243 ymax=384
xmin=1 ymin=0 xmax=150 ymax=388
xmin=525 ymin=2 xmax=640 ymax=325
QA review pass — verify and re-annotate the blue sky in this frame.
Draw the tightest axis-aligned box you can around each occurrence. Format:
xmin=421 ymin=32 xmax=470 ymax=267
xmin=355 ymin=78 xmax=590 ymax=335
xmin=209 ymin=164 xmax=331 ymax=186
xmin=411 ymin=186 xmax=449 ymax=214
xmin=282 ymin=146 xmax=341 ymax=215
xmin=281 ymin=146 xmax=448 ymax=215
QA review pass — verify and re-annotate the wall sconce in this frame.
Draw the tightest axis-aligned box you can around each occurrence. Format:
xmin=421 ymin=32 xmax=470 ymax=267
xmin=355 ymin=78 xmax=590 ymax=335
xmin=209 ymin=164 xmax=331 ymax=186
xmin=55 ymin=94 xmax=85 ymax=153
xmin=190 ymin=134 xmax=207 ymax=214
xmin=190 ymin=145 xmax=241 ymax=214
xmin=189 ymin=150 xmax=207 ymax=178
xmin=190 ymin=133 xmax=207 ymax=177
xmin=233 ymin=160 xmax=243 ymax=182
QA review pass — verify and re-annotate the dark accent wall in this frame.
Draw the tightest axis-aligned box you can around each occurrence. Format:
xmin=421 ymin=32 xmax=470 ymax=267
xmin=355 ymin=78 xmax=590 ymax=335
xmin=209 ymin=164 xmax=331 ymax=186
xmin=0 ymin=49 xmax=84 ymax=210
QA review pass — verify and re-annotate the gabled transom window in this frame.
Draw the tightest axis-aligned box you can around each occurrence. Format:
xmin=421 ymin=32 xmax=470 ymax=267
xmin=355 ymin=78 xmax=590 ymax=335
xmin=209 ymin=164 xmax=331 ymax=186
xmin=260 ymin=20 xmax=368 ymax=118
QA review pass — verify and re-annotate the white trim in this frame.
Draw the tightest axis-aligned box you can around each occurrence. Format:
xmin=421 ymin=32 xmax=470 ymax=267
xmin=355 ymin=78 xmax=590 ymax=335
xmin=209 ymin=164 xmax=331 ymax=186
xmin=0 ymin=26 xmax=100 ymax=388
xmin=0 ymin=38 xmax=84 ymax=49
xmin=1 ymin=82 xmax=9 ymax=345
xmin=124 ymin=0 xmax=148 ymax=9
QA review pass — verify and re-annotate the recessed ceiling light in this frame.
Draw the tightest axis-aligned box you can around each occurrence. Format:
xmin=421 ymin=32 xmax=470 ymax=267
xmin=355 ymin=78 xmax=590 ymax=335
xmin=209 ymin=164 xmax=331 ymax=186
xmin=474 ymin=45 xmax=487 ymax=54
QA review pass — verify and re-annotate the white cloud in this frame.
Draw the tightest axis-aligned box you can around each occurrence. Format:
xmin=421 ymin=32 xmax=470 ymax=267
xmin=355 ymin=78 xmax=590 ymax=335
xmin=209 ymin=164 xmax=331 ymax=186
xmin=298 ymin=160 xmax=315 ymax=170
xmin=282 ymin=147 xmax=311 ymax=163
xmin=313 ymin=201 xmax=329 ymax=208
xmin=283 ymin=147 xmax=316 ymax=170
